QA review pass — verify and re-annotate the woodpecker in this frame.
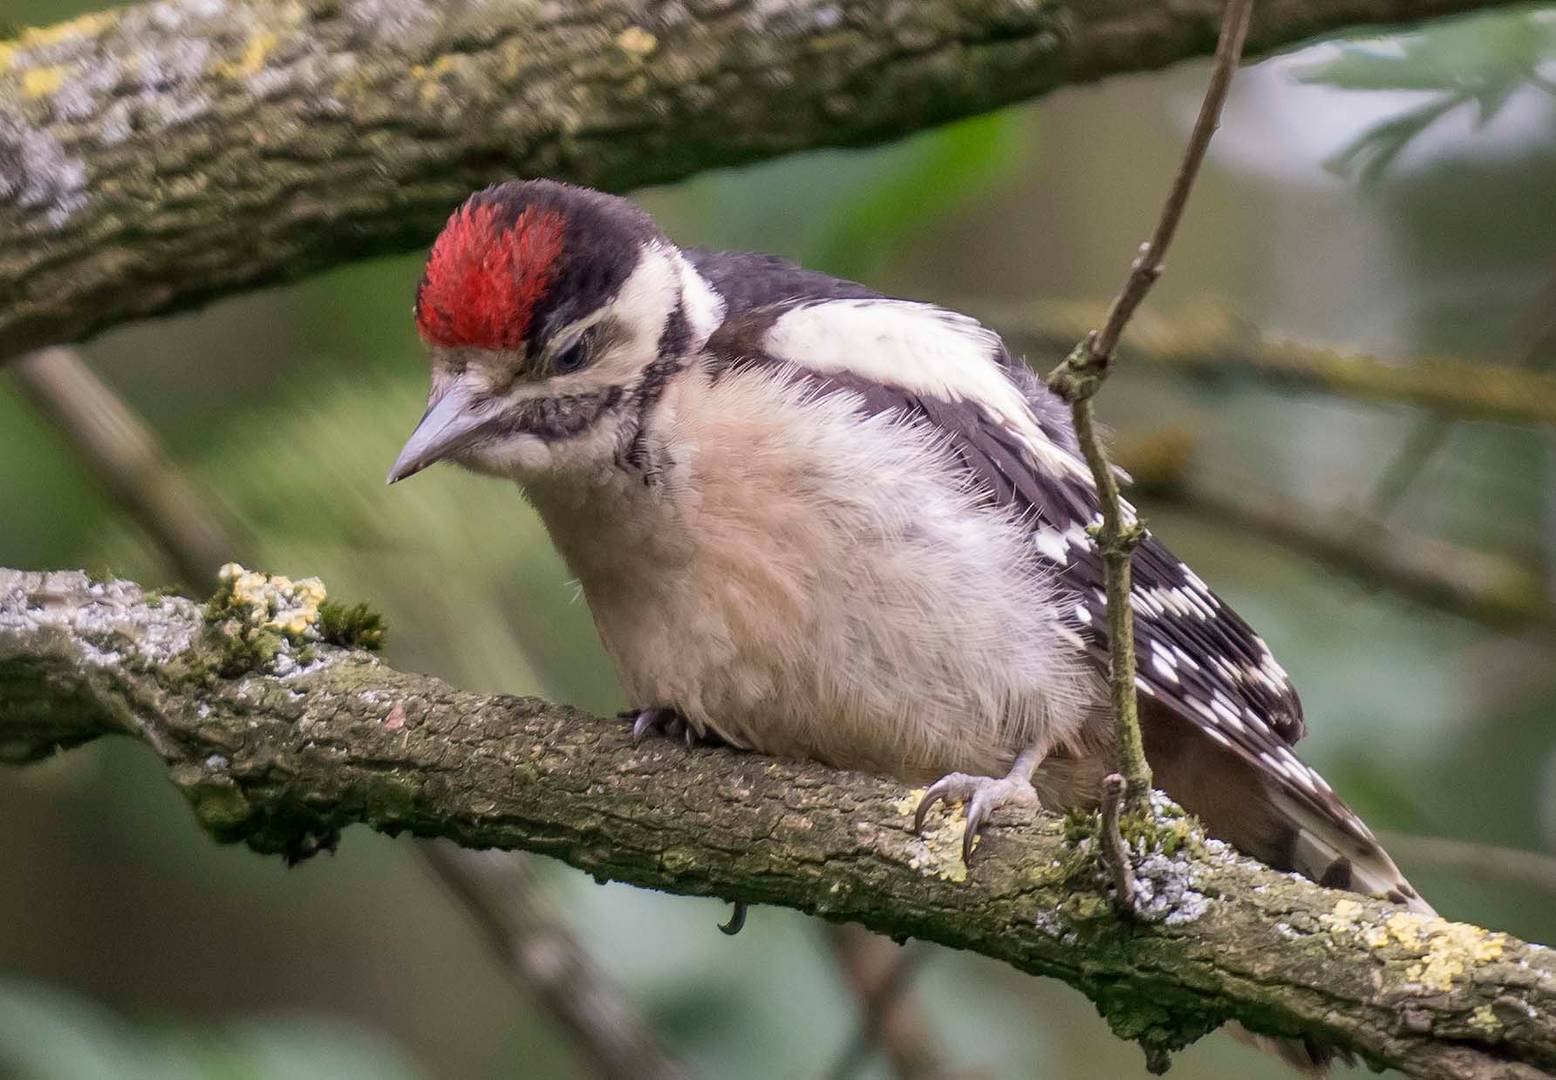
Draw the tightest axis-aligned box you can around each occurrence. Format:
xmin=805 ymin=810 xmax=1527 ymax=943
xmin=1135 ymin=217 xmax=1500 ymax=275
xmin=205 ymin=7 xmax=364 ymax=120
xmin=389 ymin=179 xmax=1430 ymax=925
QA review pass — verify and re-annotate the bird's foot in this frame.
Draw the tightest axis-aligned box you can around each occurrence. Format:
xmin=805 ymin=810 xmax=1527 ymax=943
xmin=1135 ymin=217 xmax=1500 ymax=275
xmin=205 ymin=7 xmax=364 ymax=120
xmin=621 ymin=706 xmax=725 ymax=748
xmin=914 ymin=771 xmax=1040 ymax=863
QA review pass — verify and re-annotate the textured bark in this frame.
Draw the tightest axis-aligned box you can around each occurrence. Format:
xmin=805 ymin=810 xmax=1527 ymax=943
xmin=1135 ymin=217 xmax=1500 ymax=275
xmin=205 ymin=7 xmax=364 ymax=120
xmin=3 ymin=567 xmax=1554 ymax=1079
xmin=0 ymin=0 xmax=1527 ymax=362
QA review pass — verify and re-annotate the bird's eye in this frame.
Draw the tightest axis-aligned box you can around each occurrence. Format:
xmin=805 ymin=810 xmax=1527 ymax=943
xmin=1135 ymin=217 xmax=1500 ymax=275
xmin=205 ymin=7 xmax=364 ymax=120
xmin=553 ymin=338 xmax=589 ymax=375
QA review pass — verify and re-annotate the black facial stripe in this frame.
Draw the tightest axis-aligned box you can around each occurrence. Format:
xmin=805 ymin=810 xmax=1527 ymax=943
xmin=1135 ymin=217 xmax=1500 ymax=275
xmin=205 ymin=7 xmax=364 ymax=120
xmin=615 ymin=353 xmax=688 ymax=482
xmin=485 ymin=387 xmax=624 ymax=443
xmin=656 ymin=300 xmax=690 ymax=360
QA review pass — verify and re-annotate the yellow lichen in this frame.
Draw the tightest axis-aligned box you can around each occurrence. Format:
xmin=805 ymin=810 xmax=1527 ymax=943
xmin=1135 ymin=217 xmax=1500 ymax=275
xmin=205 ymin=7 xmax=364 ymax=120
xmin=1321 ymin=897 xmax=1366 ymax=934
xmin=1 ymin=10 xmax=118 ymax=71
xmin=1467 ymin=1004 xmax=1501 ymax=1035
xmin=895 ymin=787 xmax=970 ymax=883
xmin=408 ymin=55 xmax=459 ymax=105
xmin=1325 ymin=897 xmax=1507 ymax=993
xmin=216 ymin=29 xmax=278 ymax=81
xmin=1399 ymin=919 xmax=1505 ymax=992
xmin=616 ymin=26 xmax=658 ymax=58
xmin=215 ymin=563 xmax=327 ymax=640
xmin=22 ymin=65 xmax=67 ymax=98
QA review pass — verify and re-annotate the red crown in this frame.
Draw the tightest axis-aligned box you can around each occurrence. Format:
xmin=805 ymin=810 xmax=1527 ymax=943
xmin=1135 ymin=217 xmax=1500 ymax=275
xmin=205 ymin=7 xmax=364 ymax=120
xmin=415 ymin=202 xmax=567 ymax=350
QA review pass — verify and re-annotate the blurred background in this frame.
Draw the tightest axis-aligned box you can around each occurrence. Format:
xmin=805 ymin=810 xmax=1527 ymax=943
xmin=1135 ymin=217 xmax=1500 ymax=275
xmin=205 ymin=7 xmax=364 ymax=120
xmin=3 ymin=2 xmax=1555 ymax=1077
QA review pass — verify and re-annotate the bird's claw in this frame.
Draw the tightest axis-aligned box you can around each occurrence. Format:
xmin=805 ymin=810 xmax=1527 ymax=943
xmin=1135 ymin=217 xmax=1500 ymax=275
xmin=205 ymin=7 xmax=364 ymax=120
xmin=913 ymin=772 xmax=1040 ymax=863
xmin=621 ymin=706 xmax=725 ymax=748
xmin=718 ymin=901 xmax=748 ymax=936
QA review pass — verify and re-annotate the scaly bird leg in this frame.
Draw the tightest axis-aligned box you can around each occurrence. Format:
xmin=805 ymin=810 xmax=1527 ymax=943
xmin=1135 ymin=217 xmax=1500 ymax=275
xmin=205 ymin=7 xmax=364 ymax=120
xmin=914 ymin=745 xmax=1045 ymax=863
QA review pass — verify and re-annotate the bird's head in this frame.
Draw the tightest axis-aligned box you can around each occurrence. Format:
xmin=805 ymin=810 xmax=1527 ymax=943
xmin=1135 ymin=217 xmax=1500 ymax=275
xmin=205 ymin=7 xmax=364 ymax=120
xmin=388 ymin=180 xmax=717 ymax=484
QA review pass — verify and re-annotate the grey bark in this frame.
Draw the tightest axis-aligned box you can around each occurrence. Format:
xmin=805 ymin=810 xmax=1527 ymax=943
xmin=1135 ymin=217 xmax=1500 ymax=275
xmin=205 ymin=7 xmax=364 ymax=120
xmin=0 ymin=0 xmax=1528 ymax=362
xmin=3 ymin=567 xmax=1554 ymax=1080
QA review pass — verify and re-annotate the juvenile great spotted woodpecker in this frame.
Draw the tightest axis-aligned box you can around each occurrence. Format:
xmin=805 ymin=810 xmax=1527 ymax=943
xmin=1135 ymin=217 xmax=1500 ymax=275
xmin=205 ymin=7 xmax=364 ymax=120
xmin=389 ymin=179 xmax=1430 ymax=929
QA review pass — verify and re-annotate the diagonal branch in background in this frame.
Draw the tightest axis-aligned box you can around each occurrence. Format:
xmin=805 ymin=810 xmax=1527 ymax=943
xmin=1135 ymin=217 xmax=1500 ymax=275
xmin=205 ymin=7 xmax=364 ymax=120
xmin=0 ymin=0 xmax=1531 ymax=364
xmin=6 ymin=347 xmax=691 ymax=1080
xmin=983 ymin=300 xmax=1556 ymax=428
xmin=418 ymin=842 xmax=691 ymax=1080
xmin=1113 ymin=428 xmax=1556 ymax=635
xmin=1 ymin=568 xmax=1554 ymax=1080
xmin=1046 ymin=0 xmax=1253 ymax=821
xmin=10 ymin=347 xmax=243 ymax=587
xmin=820 ymin=928 xmax=941 ymax=1080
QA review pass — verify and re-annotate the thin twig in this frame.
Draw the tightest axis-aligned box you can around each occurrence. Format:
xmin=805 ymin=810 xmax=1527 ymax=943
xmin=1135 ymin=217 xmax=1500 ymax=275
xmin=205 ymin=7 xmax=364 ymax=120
xmin=822 ymin=932 xmax=936 ymax=1080
xmin=1365 ymin=269 xmax=1556 ymax=519
xmin=977 ymin=299 xmax=1556 ymax=428
xmin=1099 ymin=774 xmax=1138 ymax=914
xmin=9 ymin=346 xmax=691 ymax=1080
xmin=1046 ymin=0 xmax=1255 ymax=811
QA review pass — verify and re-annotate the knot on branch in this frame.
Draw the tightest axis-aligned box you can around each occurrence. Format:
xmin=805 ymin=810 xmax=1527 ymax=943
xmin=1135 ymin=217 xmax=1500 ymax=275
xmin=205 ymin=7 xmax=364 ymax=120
xmin=1045 ymin=335 xmax=1110 ymax=402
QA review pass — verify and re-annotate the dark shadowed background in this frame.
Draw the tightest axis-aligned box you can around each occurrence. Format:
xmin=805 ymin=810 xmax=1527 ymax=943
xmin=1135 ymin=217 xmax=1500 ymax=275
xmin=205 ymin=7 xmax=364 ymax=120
xmin=3 ymin=2 xmax=1555 ymax=1077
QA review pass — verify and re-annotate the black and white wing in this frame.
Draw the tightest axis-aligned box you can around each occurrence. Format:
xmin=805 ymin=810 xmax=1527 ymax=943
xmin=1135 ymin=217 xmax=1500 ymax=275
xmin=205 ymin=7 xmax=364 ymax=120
xmin=702 ymin=291 xmax=1379 ymax=853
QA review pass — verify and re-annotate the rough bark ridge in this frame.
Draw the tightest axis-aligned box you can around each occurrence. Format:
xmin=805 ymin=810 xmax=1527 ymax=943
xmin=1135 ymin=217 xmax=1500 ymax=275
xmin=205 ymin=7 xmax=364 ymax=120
xmin=2 ymin=568 xmax=1553 ymax=1080
xmin=0 ymin=0 xmax=1526 ymax=362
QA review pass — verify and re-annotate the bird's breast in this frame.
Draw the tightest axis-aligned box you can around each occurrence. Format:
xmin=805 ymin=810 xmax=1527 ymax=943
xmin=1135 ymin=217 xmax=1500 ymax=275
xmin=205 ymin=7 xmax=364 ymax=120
xmin=527 ymin=365 xmax=1101 ymax=780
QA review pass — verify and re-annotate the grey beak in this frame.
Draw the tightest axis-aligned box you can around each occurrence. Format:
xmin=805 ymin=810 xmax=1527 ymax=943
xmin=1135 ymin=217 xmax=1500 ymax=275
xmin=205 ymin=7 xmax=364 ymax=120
xmin=387 ymin=382 xmax=489 ymax=484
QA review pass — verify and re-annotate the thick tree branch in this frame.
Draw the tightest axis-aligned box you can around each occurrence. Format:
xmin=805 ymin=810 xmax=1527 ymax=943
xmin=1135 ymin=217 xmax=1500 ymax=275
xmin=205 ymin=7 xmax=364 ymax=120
xmin=3 ymin=568 xmax=1553 ymax=1079
xmin=0 ymin=0 xmax=1528 ymax=363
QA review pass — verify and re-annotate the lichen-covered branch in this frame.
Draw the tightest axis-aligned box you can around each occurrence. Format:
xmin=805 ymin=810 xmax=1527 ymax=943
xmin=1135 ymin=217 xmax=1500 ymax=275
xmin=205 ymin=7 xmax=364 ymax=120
xmin=2 ymin=568 xmax=1553 ymax=1079
xmin=0 ymin=0 xmax=1528 ymax=363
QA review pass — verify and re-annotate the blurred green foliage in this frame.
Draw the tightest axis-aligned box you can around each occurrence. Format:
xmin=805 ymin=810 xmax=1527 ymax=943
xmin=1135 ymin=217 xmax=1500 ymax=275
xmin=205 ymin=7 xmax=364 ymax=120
xmin=1299 ymin=6 xmax=1556 ymax=183
xmin=0 ymin=978 xmax=426 ymax=1080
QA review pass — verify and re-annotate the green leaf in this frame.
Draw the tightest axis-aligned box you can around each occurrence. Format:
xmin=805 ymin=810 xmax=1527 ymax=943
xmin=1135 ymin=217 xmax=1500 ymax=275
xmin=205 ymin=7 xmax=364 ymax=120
xmin=1298 ymin=6 xmax=1556 ymax=183
xmin=1321 ymin=95 xmax=1466 ymax=185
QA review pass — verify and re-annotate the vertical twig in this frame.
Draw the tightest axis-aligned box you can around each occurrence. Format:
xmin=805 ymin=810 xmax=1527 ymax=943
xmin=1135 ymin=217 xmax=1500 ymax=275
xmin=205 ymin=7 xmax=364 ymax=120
xmin=10 ymin=345 xmax=692 ymax=1080
xmin=1045 ymin=0 xmax=1255 ymax=812
xmin=1098 ymin=774 xmax=1137 ymax=911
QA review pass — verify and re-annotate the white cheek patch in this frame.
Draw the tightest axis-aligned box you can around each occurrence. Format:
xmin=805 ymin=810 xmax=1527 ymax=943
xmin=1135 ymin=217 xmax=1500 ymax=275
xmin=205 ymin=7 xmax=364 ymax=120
xmin=531 ymin=242 xmax=685 ymax=400
xmin=677 ymin=254 xmax=726 ymax=349
xmin=763 ymin=299 xmax=1095 ymax=487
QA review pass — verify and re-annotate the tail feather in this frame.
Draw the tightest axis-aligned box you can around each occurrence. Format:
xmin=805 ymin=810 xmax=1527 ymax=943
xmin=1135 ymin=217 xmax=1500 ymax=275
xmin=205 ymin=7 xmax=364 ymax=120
xmin=1143 ymin=707 xmax=1434 ymax=1075
xmin=1228 ymin=1024 xmax=1351 ymax=1078
xmin=1275 ymin=788 xmax=1435 ymax=916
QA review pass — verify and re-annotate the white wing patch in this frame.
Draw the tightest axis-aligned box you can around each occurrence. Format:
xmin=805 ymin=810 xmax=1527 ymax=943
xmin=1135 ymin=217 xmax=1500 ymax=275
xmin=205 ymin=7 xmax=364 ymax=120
xmin=763 ymin=300 xmax=1095 ymax=487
